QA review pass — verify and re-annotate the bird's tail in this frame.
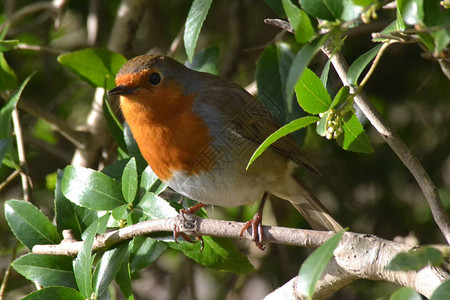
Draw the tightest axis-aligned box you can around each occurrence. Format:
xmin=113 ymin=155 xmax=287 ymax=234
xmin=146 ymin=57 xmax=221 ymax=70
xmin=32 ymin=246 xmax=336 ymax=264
xmin=289 ymin=173 xmax=343 ymax=232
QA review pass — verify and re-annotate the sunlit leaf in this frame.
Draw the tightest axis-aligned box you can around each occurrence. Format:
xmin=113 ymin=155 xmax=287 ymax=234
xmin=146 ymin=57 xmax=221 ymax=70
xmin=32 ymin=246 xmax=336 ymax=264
xmin=184 ymin=0 xmax=213 ymax=62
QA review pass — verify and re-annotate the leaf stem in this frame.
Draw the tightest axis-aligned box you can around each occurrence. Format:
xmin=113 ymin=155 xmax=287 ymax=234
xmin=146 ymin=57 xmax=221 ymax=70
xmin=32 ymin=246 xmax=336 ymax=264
xmin=358 ymin=41 xmax=392 ymax=89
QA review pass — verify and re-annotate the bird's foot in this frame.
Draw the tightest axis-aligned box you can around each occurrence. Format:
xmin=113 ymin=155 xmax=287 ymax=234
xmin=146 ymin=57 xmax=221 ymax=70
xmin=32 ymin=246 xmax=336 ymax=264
xmin=239 ymin=210 xmax=266 ymax=250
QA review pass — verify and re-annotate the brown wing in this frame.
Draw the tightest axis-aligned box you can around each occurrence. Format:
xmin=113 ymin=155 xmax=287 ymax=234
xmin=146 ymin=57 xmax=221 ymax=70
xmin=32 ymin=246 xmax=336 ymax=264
xmin=196 ymin=78 xmax=320 ymax=175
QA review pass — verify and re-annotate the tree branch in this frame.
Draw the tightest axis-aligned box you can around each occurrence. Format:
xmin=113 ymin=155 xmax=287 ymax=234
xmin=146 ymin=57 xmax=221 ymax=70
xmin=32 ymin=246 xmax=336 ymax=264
xmin=320 ymin=44 xmax=450 ymax=244
xmin=32 ymin=215 xmax=449 ymax=298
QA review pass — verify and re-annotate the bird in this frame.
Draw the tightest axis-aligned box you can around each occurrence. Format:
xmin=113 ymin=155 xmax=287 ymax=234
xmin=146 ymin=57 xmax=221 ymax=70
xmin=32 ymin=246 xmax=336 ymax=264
xmin=108 ymin=54 xmax=343 ymax=249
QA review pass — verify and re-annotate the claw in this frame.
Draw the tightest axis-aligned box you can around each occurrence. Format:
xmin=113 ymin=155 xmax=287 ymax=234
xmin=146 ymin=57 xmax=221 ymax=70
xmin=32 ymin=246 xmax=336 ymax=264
xmin=239 ymin=192 xmax=269 ymax=250
xmin=173 ymin=203 xmax=205 ymax=252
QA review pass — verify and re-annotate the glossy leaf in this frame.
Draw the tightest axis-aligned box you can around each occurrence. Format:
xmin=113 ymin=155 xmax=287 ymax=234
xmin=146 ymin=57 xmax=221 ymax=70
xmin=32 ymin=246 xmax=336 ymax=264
xmin=389 ymin=287 xmax=421 ymax=300
xmin=55 ymin=170 xmax=83 ymax=239
xmin=316 ymin=111 xmax=331 ymax=136
xmin=169 ymin=236 xmax=254 ymax=273
xmin=0 ymin=53 xmax=17 ymax=91
xmin=285 ymin=35 xmax=328 ymax=106
xmin=387 ymin=247 xmax=443 ymax=271
xmin=122 ymin=158 xmax=138 ymax=204
xmin=184 ymin=0 xmax=213 ymax=62
xmin=93 ymin=243 xmax=129 ymax=297
xmin=0 ymin=40 xmax=19 ymax=52
xmin=320 ymin=58 xmax=331 ymax=88
xmin=255 ymin=44 xmax=290 ymax=124
xmin=74 ymin=222 xmax=99 ymax=299
xmin=347 ymin=44 xmax=383 ymax=86
xmin=341 ymin=0 xmax=363 ymax=22
xmin=430 ymin=280 xmax=450 ymax=300
xmin=103 ymin=95 xmax=126 ymax=152
xmin=295 ymin=67 xmax=331 ymax=114
xmin=112 ymin=204 xmax=129 ymax=221
xmin=282 ymin=0 xmax=314 ymax=44
xmin=61 ymin=165 xmax=125 ymax=210
xmin=247 ymin=116 xmax=319 ymax=168
xmin=58 ymin=48 xmax=126 ymax=90
xmin=138 ymin=192 xmax=178 ymax=220
xmin=299 ymin=0 xmax=336 ymax=21
xmin=5 ymin=200 xmax=60 ymax=250
xmin=188 ymin=45 xmax=220 ymax=75
xmin=397 ymin=0 xmax=424 ymax=26
xmin=337 ymin=113 xmax=373 ymax=153
xmin=140 ymin=166 xmax=167 ymax=196
xmin=330 ymin=86 xmax=350 ymax=109
xmin=115 ymin=259 xmax=134 ymax=300
xmin=12 ymin=254 xmax=76 ymax=288
xmin=297 ymin=231 xmax=344 ymax=298
xmin=22 ymin=287 xmax=84 ymax=300
xmin=130 ymin=237 xmax=167 ymax=272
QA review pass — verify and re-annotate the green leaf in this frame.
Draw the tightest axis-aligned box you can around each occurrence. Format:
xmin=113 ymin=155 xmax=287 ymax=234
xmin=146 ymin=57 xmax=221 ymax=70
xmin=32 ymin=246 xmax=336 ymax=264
xmin=247 ymin=116 xmax=319 ymax=168
xmin=57 ymin=48 xmax=126 ymax=90
xmin=430 ymin=280 xmax=450 ymax=300
xmin=0 ymin=138 xmax=9 ymax=163
xmin=55 ymin=170 xmax=82 ymax=239
xmin=74 ymin=222 xmax=99 ymax=299
xmin=347 ymin=44 xmax=383 ymax=86
xmin=5 ymin=200 xmax=60 ymax=250
xmin=397 ymin=0 xmax=424 ymax=26
xmin=341 ymin=0 xmax=363 ymax=22
xmin=387 ymin=247 xmax=443 ymax=271
xmin=138 ymin=192 xmax=178 ymax=219
xmin=184 ymin=0 xmax=213 ymax=62
xmin=169 ymin=236 xmax=254 ymax=273
xmin=61 ymin=165 xmax=125 ymax=210
xmin=435 ymin=29 xmax=450 ymax=55
xmin=122 ymin=158 xmax=138 ymax=204
xmin=103 ymin=95 xmax=126 ymax=152
xmin=255 ymin=44 xmax=289 ymax=124
xmin=337 ymin=113 xmax=373 ymax=153
xmin=295 ymin=67 xmax=332 ymax=114
xmin=316 ymin=111 xmax=331 ymax=136
xmin=389 ymin=287 xmax=421 ymax=300
xmin=0 ymin=74 xmax=33 ymax=139
xmin=140 ymin=166 xmax=167 ymax=196
xmin=130 ymin=237 xmax=167 ymax=272
xmin=0 ymin=52 xmax=17 ymax=91
xmin=330 ymin=86 xmax=350 ymax=109
xmin=22 ymin=287 xmax=85 ymax=300
xmin=0 ymin=40 xmax=19 ymax=52
xmin=12 ymin=254 xmax=76 ymax=288
xmin=286 ymin=35 xmax=328 ymax=107
xmin=112 ymin=204 xmax=129 ymax=221
xmin=297 ymin=231 xmax=344 ymax=298
xmin=265 ymin=0 xmax=286 ymax=17
xmin=93 ymin=243 xmax=129 ymax=297
xmin=320 ymin=58 xmax=331 ymax=88
xmin=299 ymin=0 xmax=336 ymax=21
xmin=188 ymin=45 xmax=220 ymax=75
xmin=324 ymin=0 xmax=343 ymax=19
xmin=115 ymin=259 xmax=134 ymax=300
xmin=282 ymin=0 xmax=315 ymax=44
xmin=124 ymin=123 xmax=148 ymax=173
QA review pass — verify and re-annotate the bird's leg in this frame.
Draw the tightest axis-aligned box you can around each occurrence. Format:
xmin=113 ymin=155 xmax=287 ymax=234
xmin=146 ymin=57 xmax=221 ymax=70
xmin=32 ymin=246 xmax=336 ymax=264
xmin=173 ymin=202 xmax=205 ymax=251
xmin=239 ymin=192 xmax=269 ymax=250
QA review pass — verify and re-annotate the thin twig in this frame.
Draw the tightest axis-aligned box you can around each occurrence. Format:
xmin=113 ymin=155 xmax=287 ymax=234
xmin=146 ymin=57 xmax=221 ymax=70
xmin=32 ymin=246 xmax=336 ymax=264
xmin=358 ymin=41 xmax=392 ymax=88
xmin=15 ymin=43 xmax=67 ymax=55
xmin=167 ymin=27 xmax=184 ymax=57
xmin=0 ymin=169 xmax=20 ymax=191
xmin=12 ymin=108 xmax=33 ymax=203
xmin=0 ymin=241 xmax=19 ymax=300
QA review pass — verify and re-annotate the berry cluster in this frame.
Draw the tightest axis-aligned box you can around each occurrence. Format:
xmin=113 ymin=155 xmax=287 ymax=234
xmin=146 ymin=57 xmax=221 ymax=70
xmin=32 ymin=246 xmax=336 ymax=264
xmin=318 ymin=102 xmax=356 ymax=140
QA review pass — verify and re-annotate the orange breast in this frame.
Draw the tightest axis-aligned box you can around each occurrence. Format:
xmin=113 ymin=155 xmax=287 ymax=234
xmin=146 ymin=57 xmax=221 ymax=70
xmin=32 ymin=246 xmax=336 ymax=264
xmin=119 ymin=81 xmax=216 ymax=181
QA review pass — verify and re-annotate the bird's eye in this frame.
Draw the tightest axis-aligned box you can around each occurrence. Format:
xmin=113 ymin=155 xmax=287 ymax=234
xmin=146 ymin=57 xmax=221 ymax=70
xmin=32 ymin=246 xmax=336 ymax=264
xmin=149 ymin=72 xmax=161 ymax=85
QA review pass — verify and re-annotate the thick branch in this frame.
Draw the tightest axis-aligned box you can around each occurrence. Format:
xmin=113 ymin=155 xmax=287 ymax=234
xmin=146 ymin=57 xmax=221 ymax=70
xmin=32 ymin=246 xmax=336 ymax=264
xmin=32 ymin=215 xmax=448 ymax=298
xmin=321 ymin=45 xmax=450 ymax=244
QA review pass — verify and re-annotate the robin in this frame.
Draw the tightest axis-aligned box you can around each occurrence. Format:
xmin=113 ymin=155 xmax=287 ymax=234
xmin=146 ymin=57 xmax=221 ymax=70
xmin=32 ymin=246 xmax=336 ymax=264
xmin=108 ymin=54 xmax=343 ymax=249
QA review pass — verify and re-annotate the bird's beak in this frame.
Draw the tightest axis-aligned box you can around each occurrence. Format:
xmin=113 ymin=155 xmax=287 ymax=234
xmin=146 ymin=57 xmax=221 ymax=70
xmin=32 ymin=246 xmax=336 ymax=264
xmin=108 ymin=85 xmax=137 ymax=96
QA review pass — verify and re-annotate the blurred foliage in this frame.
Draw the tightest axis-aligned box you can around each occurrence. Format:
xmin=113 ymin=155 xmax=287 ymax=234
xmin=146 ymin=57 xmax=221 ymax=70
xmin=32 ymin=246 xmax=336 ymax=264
xmin=0 ymin=0 xmax=449 ymax=299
